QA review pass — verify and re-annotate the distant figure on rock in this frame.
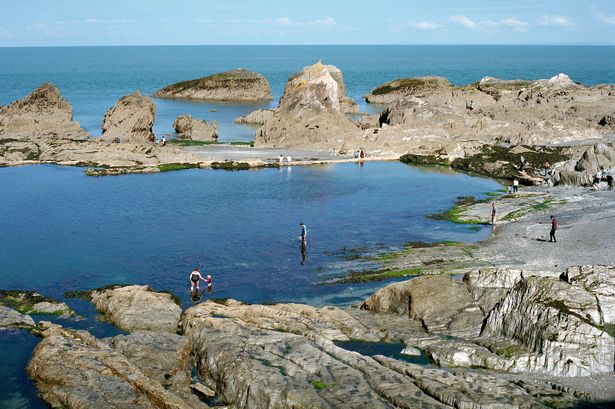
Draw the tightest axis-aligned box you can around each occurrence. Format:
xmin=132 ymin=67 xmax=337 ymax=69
xmin=542 ymin=160 xmax=551 ymax=175
xmin=190 ymin=267 xmax=206 ymax=292
xmin=279 ymin=154 xmax=284 ymax=164
xmin=512 ymin=179 xmax=519 ymax=193
xmin=360 ymin=149 xmax=366 ymax=159
xmin=491 ymin=202 xmax=497 ymax=227
xmin=607 ymin=174 xmax=614 ymax=190
xmin=549 ymin=215 xmax=558 ymax=243
xmin=287 ymin=155 xmax=292 ymax=163
xmin=161 ymin=136 xmax=167 ymax=147
xmin=354 ymin=151 xmax=360 ymax=159
xmin=519 ymin=155 xmax=527 ymax=171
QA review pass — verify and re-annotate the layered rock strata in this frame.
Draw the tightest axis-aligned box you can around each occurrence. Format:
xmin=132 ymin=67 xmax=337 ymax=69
xmin=101 ymin=92 xmax=156 ymax=144
xmin=155 ymin=68 xmax=272 ymax=101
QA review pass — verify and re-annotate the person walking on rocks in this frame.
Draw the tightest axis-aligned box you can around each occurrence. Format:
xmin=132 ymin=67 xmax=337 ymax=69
xmin=491 ymin=202 xmax=497 ymax=227
xmin=512 ymin=179 xmax=519 ymax=193
xmin=161 ymin=136 xmax=167 ymax=147
xmin=549 ymin=215 xmax=558 ymax=243
xmin=190 ymin=267 xmax=206 ymax=292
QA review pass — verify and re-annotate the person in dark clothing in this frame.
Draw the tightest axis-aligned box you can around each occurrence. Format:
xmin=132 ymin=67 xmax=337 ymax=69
xmin=549 ymin=215 xmax=557 ymax=243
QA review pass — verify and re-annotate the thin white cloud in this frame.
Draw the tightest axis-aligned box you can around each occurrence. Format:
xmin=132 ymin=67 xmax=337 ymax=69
xmin=539 ymin=15 xmax=575 ymax=27
xmin=25 ymin=22 xmax=62 ymax=37
xmin=450 ymin=15 xmax=478 ymax=30
xmin=591 ymin=6 xmax=615 ymax=25
xmin=266 ymin=17 xmax=336 ymax=27
xmin=450 ymin=15 xmax=529 ymax=32
xmin=410 ymin=21 xmax=441 ymax=30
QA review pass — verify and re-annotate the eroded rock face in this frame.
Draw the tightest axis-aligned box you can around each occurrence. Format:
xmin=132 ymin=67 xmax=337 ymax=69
xmin=28 ymin=322 xmax=202 ymax=409
xmin=89 ymin=285 xmax=181 ymax=333
xmin=575 ymin=143 xmax=615 ymax=173
xmin=567 ymin=265 xmax=615 ymax=324
xmin=173 ymin=115 xmax=218 ymax=141
xmin=0 ymin=83 xmax=88 ymax=142
xmin=234 ymin=108 xmax=274 ymax=125
xmin=323 ymin=64 xmax=359 ymax=113
xmin=481 ymin=276 xmax=614 ymax=376
xmin=101 ymin=92 xmax=156 ymax=144
xmin=155 ymin=68 xmax=272 ymax=101
xmin=255 ymin=62 xmax=362 ymax=150
xmin=361 ymin=275 xmax=485 ymax=338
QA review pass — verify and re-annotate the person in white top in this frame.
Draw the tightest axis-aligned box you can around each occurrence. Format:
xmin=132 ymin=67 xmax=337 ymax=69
xmin=279 ymin=154 xmax=284 ymax=164
xmin=512 ymin=179 xmax=519 ymax=193
xmin=286 ymin=155 xmax=292 ymax=163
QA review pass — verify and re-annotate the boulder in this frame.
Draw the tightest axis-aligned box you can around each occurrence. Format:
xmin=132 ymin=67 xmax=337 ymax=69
xmin=360 ymin=275 xmax=484 ymax=338
xmin=154 ymin=68 xmax=272 ymax=101
xmin=89 ymin=285 xmax=181 ymax=333
xmin=101 ymin=92 xmax=156 ymax=144
xmin=28 ymin=322 xmax=202 ymax=409
xmin=0 ymin=83 xmax=88 ymax=141
xmin=365 ymin=76 xmax=452 ymax=104
xmin=574 ymin=143 xmax=615 ymax=173
xmin=323 ymin=64 xmax=359 ymax=113
xmin=254 ymin=62 xmax=362 ymax=150
xmin=0 ymin=290 xmax=75 ymax=316
xmin=173 ymin=115 xmax=218 ymax=141
xmin=234 ymin=109 xmax=274 ymax=125
xmin=481 ymin=276 xmax=614 ymax=376
xmin=0 ymin=306 xmax=35 ymax=328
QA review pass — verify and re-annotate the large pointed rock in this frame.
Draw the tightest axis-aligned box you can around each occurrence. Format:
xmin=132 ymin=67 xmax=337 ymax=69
xmin=101 ymin=92 xmax=156 ymax=144
xmin=0 ymin=83 xmax=88 ymax=141
xmin=255 ymin=62 xmax=361 ymax=150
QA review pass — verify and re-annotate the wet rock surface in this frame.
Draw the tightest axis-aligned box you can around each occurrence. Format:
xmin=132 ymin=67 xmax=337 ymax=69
xmin=0 ymin=305 xmax=35 ymax=328
xmin=155 ymin=68 xmax=272 ymax=101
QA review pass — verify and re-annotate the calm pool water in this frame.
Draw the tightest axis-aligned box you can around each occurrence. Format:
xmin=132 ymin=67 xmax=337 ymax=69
xmin=0 ymin=161 xmax=500 ymax=408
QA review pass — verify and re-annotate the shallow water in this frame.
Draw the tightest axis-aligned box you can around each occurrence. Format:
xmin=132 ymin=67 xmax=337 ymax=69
xmin=0 ymin=161 xmax=500 ymax=407
xmin=1 ymin=45 xmax=614 ymax=141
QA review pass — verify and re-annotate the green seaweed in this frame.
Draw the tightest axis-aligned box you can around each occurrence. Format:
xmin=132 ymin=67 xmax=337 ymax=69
xmin=257 ymin=358 xmax=287 ymax=376
xmin=0 ymin=290 xmax=72 ymax=315
xmin=210 ymin=161 xmax=251 ymax=170
xmin=167 ymin=140 xmax=218 ymax=146
xmin=311 ymin=380 xmax=334 ymax=390
xmin=157 ymin=163 xmax=199 ymax=172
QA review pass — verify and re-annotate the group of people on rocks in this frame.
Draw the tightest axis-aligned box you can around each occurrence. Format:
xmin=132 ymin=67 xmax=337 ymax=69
xmin=354 ymin=149 xmax=367 ymax=159
xmin=591 ymin=167 xmax=614 ymax=191
xmin=278 ymin=154 xmax=293 ymax=164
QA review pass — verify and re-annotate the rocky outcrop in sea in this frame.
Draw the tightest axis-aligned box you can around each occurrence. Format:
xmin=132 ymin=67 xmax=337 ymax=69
xmin=154 ymin=68 xmax=272 ymax=101
xmin=101 ymin=92 xmax=156 ymax=144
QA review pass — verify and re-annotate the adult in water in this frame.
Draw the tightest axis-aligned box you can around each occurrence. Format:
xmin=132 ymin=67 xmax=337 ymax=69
xmin=190 ymin=267 xmax=206 ymax=292
xmin=549 ymin=215 xmax=558 ymax=243
xmin=299 ymin=223 xmax=307 ymax=244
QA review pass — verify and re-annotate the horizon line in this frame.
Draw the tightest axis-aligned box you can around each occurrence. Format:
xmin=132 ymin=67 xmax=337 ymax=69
xmin=1 ymin=42 xmax=615 ymax=48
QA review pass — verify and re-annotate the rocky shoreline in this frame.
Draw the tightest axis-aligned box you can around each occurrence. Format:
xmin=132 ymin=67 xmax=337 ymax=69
xmin=2 ymin=188 xmax=614 ymax=408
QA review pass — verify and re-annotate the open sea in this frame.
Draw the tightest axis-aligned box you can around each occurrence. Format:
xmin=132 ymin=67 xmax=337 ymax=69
xmin=1 ymin=45 xmax=614 ymax=408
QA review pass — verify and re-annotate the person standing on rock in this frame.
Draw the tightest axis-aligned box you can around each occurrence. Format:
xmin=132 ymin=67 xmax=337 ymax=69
xmin=549 ymin=215 xmax=558 ymax=243
xmin=491 ymin=202 xmax=497 ymax=227
xmin=279 ymin=154 xmax=284 ymax=164
xmin=519 ymin=155 xmax=526 ymax=171
xmin=161 ymin=136 xmax=167 ymax=147
xmin=190 ymin=267 xmax=206 ymax=292
xmin=512 ymin=179 xmax=519 ymax=193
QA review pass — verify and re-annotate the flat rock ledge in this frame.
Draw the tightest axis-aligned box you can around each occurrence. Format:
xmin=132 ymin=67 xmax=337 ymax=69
xmin=87 ymin=285 xmax=182 ymax=333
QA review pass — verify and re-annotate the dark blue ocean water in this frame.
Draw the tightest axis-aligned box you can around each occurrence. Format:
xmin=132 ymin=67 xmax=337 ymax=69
xmin=1 ymin=45 xmax=614 ymax=408
xmin=1 ymin=45 xmax=614 ymax=141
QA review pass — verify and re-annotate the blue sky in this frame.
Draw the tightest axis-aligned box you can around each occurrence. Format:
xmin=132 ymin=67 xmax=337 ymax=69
xmin=1 ymin=0 xmax=614 ymax=46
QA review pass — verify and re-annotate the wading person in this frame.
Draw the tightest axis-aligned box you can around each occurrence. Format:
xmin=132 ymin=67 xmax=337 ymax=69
xmin=549 ymin=215 xmax=558 ymax=243
xmin=299 ymin=223 xmax=307 ymax=244
xmin=190 ymin=267 xmax=205 ymax=292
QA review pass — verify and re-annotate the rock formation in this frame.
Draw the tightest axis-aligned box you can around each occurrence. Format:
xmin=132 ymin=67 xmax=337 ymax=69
xmin=323 ymin=64 xmax=359 ymax=113
xmin=0 ymin=306 xmax=35 ymax=328
xmin=0 ymin=83 xmax=88 ymax=142
xmin=88 ymin=285 xmax=181 ymax=333
xmin=26 ymin=275 xmax=606 ymax=408
xmin=173 ymin=115 xmax=218 ymax=141
xmin=234 ymin=109 xmax=274 ymax=125
xmin=254 ymin=62 xmax=363 ymax=150
xmin=364 ymin=76 xmax=453 ymax=104
xmin=154 ymin=68 xmax=272 ymax=101
xmin=101 ymin=92 xmax=156 ymax=144
xmin=575 ymin=143 xmax=615 ymax=172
